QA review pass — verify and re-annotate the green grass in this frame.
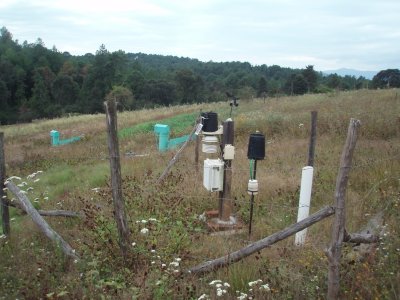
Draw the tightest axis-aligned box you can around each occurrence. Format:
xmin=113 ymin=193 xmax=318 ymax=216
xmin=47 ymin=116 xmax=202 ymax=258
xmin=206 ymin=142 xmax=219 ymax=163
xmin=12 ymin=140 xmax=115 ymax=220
xmin=118 ymin=112 xmax=198 ymax=139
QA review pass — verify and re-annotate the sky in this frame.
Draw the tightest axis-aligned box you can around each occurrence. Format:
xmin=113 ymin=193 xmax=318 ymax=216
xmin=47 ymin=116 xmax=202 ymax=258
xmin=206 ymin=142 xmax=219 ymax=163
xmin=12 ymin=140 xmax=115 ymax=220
xmin=1 ymin=0 xmax=399 ymax=72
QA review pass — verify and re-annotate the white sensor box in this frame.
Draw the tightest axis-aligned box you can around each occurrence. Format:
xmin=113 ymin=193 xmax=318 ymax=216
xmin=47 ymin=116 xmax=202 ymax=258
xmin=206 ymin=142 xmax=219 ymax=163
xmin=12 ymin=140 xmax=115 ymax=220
xmin=203 ymin=159 xmax=224 ymax=192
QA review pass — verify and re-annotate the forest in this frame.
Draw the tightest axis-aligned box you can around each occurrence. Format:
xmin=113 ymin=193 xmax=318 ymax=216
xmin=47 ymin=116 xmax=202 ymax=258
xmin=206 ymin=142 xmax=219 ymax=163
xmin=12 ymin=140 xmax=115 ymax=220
xmin=0 ymin=26 xmax=399 ymax=125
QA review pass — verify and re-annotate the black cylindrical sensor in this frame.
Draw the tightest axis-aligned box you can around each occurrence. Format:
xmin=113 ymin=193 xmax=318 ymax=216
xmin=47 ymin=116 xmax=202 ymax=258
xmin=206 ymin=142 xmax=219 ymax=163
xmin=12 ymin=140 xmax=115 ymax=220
xmin=247 ymin=132 xmax=265 ymax=160
xmin=201 ymin=111 xmax=218 ymax=132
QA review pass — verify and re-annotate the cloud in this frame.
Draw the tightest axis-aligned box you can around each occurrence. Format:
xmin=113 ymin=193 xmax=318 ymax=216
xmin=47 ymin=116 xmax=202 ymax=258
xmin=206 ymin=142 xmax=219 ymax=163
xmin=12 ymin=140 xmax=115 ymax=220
xmin=0 ymin=0 xmax=399 ymax=70
xmin=30 ymin=0 xmax=171 ymax=15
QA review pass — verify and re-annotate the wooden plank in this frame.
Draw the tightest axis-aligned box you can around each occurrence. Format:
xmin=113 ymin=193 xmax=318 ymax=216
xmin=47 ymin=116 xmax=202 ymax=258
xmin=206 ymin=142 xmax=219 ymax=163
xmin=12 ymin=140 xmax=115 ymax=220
xmin=157 ymin=118 xmax=199 ymax=184
xmin=188 ymin=206 xmax=335 ymax=275
xmin=4 ymin=199 xmax=80 ymax=218
xmin=6 ymin=181 xmax=78 ymax=260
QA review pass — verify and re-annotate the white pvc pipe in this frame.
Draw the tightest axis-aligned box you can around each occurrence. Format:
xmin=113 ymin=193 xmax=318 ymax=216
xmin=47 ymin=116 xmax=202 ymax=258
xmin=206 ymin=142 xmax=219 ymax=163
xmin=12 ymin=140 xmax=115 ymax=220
xmin=295 ymin=166 xmax=314 ymax=246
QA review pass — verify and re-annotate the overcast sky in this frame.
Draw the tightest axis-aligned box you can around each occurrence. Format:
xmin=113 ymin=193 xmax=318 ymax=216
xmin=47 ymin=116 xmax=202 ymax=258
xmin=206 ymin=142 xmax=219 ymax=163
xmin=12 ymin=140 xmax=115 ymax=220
xmin=1 ymin=0 xmax=399 ymax=71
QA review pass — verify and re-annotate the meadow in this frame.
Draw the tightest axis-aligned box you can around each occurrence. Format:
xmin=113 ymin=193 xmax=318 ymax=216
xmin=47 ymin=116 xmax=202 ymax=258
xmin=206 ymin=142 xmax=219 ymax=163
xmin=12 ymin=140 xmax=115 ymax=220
xmin=0 ymin=89 xmax=399 ymax=299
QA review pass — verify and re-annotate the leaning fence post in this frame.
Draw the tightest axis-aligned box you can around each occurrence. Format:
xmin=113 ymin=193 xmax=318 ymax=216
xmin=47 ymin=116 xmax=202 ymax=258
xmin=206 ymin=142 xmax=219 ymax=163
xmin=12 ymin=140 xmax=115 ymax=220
xmin=326 ymin=118 xmax=361 ymax=300
xmin=104 ymin=98 xmax=130 ymax=257
xmin=0 ymin=132 xmax=10 ymax=236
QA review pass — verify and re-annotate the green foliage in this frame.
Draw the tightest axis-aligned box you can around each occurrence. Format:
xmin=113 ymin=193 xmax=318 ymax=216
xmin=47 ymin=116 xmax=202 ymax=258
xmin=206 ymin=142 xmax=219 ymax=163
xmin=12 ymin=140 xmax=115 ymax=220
xmin=372 ymin=69 xmax=400 ymax=88
xmin=0 ymin=27 xmax=380 ymax=125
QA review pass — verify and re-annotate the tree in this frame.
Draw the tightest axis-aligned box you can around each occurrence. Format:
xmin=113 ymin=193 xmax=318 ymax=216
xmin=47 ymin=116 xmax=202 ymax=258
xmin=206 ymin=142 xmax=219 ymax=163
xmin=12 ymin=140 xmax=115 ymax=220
xmin=142 ymin=79 xmax=176 ymax=107
xmin=372 ymin=69 xmax=400 ymax=88
xmin=105 ymin=86 xmax=134 ymax=111
xmin=302 ymin=65 xmax=318 ymax=93
xmin=175 ymin=69 xmax=203 ymax=103
xmin=284 ymin=74 xmax=308 ymax=95
xmin=30 ymin=68 xmax=54 ymax=118
xmin=51 ymin=74 xmax=79 ymax=111
xmin=327 ymin=74 xmax=341 ymax=90
xmin=257 ymin=76 xmax=267 ymax=97
xmin=80 ymin=45 xmax=118 ymax=113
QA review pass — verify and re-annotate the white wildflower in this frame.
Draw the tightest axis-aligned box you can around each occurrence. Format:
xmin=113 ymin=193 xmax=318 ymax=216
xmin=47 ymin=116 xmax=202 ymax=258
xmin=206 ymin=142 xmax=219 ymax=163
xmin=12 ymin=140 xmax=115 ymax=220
xmin=161 ymin=264 xmax=166 ymax=268
xmin=174 ymin=257 xmax=181 ymax=262
xmin=140 ymin=228 xmax=149 ymax=235
xmin=198 ymin=294 xmax=209 ymax=300
xmin=131 ymin=242 xmax=136 ymax=247
xmin=34 ymin=179 xmax=40 ymax=183
xmin=151 ymin=261 xmax=155 ymax=265
xmin=26 ymin=187 xmax=34 ymax=191
xmin=150 ymin=249 xmax=156 ymax=253
xmin=198 ymin=212 xmax=206 ymax=222
xmin=141 ymin=219 xmax=148 ymax=224
xmin=248 ymin=279 xmax=262 ymax=287
xmin=209 ymin=280 xmax=222 ymax=285
xmin=216 ymin=288 xmax=224 ymax=297
xmin=91 ymin=187 xmax=100 ymax=192
xmin=224 ymin=282 xmax=230 ymax=287
xmin=215 ymin=283 xmax=222 ymax=288
xmin=260 ymin=284 xmax=270 ymax=291
xmin=237 ymin=293 xmax=247 ymax=300
xmin=148 ymin=218 xmax=157 ymax=222
xmin=169 ymin=261 xmax=179 ymax=267
xmin=7 ymin=176 xmax=21 ymax=181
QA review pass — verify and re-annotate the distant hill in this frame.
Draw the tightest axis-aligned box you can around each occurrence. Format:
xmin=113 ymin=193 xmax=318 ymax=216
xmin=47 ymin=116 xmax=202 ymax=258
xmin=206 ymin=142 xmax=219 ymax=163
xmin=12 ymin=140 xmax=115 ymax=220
xmin=322 ymin=68 xmax=377 ymax=80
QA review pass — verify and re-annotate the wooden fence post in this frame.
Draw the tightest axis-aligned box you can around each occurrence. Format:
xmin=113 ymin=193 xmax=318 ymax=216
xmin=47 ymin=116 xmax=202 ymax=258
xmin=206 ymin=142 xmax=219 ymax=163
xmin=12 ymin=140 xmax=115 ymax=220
xmin=308 ymin=111 xmax=317 ymax=166
xmin=219 ymin=120 xmax=234 ymax=221
xmin=0 ymin=132 xmax=10 ymax=236
xmin=326 ymin=118 xmax=361 ymax=300
xmin=104 ymin=98 xmax=130 ymax=257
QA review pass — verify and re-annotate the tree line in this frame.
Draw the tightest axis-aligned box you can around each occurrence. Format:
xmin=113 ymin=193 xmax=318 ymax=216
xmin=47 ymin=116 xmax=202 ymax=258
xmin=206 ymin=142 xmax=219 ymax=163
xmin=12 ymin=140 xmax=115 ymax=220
xmin=0 ymin=26 xmax=398 ymax=125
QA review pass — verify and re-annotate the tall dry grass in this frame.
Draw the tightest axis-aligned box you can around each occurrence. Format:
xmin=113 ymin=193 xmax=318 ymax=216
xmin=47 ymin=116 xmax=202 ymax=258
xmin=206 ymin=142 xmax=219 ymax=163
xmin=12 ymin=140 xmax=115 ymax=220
xmin=0 ymin=89 xmax=399 ymax=299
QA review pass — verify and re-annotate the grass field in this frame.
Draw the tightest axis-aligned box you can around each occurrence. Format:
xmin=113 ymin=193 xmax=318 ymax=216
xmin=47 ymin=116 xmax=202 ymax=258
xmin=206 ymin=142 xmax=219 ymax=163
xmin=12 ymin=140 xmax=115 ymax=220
xmin=0 ymin=89 xmax=399 ymax=299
